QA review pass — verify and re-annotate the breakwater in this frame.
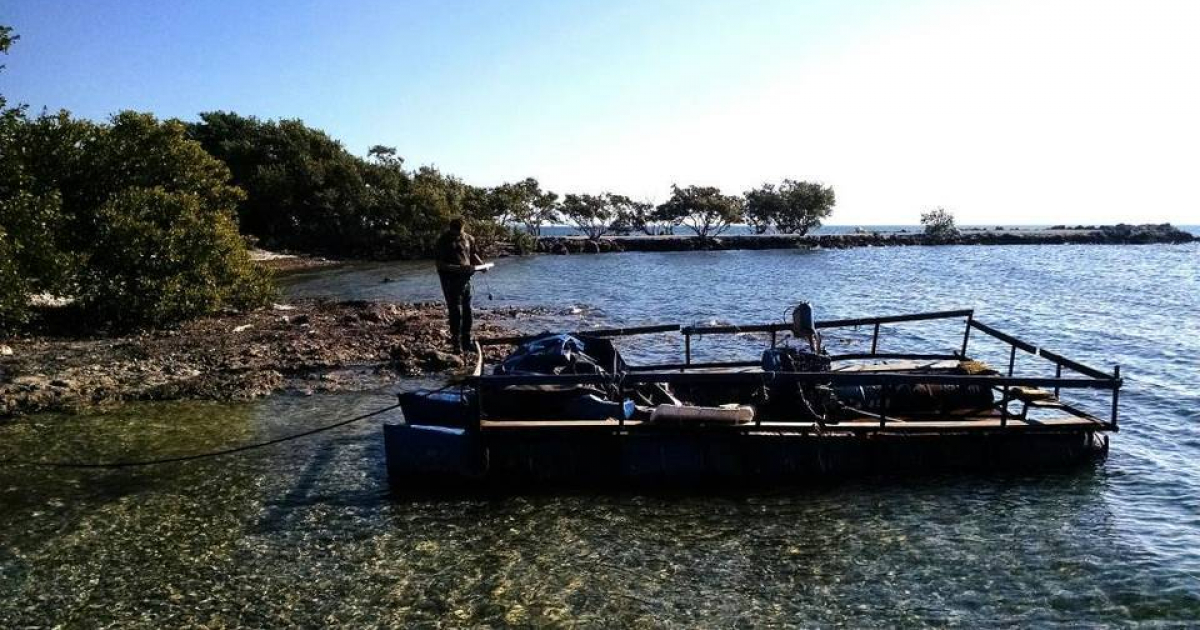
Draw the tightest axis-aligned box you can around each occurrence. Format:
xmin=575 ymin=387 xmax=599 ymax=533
xmin=535 ymin=223 xmax=1194 ymax=254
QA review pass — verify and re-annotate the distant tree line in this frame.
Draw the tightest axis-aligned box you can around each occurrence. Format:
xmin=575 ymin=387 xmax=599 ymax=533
xmin=0 ymin=24 xmax=836 ymax=332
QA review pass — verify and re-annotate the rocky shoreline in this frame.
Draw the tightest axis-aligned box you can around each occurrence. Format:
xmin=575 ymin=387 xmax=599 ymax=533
xmin=0 ymin=300 xmax=535 ymax=417
xmin=535 ymin=223 xmax=1195 ymax=254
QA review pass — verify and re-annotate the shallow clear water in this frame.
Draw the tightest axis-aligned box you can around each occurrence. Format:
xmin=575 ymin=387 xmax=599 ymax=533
xmin=3 ymin=242 xmax=1199 ymax=626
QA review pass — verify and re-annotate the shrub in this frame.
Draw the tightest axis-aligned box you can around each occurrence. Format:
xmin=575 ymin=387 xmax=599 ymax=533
xmin=79 ymin=188 xmax=272 ymax=326
xmin=921 ymin=207 xmax=959 ymax=240
xmin=0 ymin=104 xmax=273 ymax=330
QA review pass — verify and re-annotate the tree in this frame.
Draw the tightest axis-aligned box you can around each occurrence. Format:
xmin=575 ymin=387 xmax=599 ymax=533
xmin=1 ymin=100 xmax=273 ymax=330
xmin=1 ymin=27 xmax=72 ymax=330
xmin=492 ymin=178 xmax=558 ymax=237
xmin=921 ymin=207 xmax=959 ymax=240
xmin=744 ymin=180 xmax=836 ymax=235
xmin=560 ymin=193 xmax=639 ymax=241
xmin=655 ymin=185 xmax=743 ymax=239
xmin=612 ymin=199 xmax=668 ymax=235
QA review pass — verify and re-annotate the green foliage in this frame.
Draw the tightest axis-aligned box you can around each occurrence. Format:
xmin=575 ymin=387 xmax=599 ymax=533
xmin=744 ymin=180 xmax=835 ymax=235
xmin=188 ymin=112 xmax=489 ymax=259
xmin=79 ymin=188 xmax=271 ymax=326
xmin=488 ymin=178 xmax=559 ymax=237
xmin=0 ymin=24 xmax=15 ymax=73
xmin=611 ymin=199 xmax=665 ymax=235
xmin=561 ymin=193 xmax=638 ymax=241
xmin=921 ymin=207 xmax=959 ymax=239
xmin=656 ymin=185 xmax=743 ymax=239
xmin=0 ymin=97 xmax=272 ymax=330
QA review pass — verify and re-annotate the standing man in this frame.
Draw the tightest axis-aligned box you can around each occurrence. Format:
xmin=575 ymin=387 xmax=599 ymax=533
xmin=435 ymin=217 xmax=487 ymax=354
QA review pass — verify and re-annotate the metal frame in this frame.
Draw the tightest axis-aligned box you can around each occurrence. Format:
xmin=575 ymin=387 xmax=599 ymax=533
xmin=474 ymin=309 xmax=1122 ymax=432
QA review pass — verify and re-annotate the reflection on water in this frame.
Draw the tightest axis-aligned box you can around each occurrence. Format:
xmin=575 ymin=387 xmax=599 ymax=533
xmin=2 ymin=243 xmax=1199 ymax=625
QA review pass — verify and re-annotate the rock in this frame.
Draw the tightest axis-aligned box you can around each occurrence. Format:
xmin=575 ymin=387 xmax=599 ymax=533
xmin=232 ymin=324 xmax=253 ymax=333
xmin=420 ymin=348 xmax=464 ymax=371
xmin=291 ymin=314 xmax=310 ymax=325
xmin=0 ymin=345 xmax=12 ymax=356
xmin=272 ymin=303 xmax=297 ymax=311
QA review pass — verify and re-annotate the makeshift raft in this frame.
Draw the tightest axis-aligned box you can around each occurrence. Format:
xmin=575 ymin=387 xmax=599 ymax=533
xmin=384 ymin=308 xmax=1120 ymax=488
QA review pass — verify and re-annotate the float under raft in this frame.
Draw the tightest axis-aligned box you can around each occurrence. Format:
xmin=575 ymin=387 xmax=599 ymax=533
xmin=384 ymin=309 xmax=1120 ymax=489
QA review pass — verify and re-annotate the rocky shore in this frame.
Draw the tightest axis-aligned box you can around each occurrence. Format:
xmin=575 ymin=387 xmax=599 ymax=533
xmin=0 ymin=300 xmax=532 ymax=417
xmin=535 ymin=223 xmax=1195 ymax=254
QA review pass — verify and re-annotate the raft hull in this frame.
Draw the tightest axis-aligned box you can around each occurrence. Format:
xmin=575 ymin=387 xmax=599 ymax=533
xmin=383 ymin=422 xmax=1108 ymax=490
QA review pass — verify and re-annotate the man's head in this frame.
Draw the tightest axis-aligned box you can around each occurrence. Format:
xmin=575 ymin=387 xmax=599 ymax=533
xmin=448 ymin=217 xmax=465 ymax=233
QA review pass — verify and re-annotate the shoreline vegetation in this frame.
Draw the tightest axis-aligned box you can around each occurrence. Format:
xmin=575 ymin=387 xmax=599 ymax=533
xmin=533 ymin=223 xmax=1196 ymax=254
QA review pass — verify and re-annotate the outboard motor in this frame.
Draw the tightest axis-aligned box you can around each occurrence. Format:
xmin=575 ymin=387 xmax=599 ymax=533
xmin=792 ymin=302 xmax=821 ymax=353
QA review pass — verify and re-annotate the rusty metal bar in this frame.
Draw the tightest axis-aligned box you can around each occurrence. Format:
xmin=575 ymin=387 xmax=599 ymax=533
xmin=1037 ymin=348 xmax=1114 ymax=381
xmin=871 ymin=322 xmax=881 ymax=355
xmin=970 ymin=320 xmax=1038 ymax=353
xmin=479 ymin=324 xmax=682 ymax=346
xmin=1007 ymin=345 xmax=1017 ymax=377
xmin=970 ymin=320 xmax=1112 ymax=380
xmin=477 ymin=372 xmax=1120 ymax=389
xmin=628 ymin=360 xmax=760 ymax=372
xmin=680 ymin=309 xmax=976 ymax=337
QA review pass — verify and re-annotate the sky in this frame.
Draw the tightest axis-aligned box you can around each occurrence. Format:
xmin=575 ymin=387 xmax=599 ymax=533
xmin=2 ymin=0 xmax=1197 ymax=225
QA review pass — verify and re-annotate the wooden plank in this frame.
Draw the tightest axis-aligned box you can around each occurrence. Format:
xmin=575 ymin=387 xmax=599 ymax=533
xmin=831 ymin=360 xmax=962 ymax=372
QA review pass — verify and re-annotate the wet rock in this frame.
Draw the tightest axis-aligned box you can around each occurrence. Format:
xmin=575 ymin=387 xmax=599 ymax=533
xmin=0 ymin=345 xmax=12 ymax=356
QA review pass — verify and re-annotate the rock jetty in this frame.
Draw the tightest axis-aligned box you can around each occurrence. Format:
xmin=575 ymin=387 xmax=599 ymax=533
xmin=535 ymin=223 xmax=1195 ymax=254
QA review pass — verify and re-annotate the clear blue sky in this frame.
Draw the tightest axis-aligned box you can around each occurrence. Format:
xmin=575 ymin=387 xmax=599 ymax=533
xmin=4 ymin=0 xmax=1197 ymax=224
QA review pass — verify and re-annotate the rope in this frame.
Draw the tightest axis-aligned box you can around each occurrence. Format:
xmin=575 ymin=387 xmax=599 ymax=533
xmin=0 ymin=402 xmax=402 ymax=469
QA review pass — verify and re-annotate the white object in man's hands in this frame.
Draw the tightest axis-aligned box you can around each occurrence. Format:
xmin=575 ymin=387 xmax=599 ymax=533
xmin=472 ymin=263 xmax=494 ymax=273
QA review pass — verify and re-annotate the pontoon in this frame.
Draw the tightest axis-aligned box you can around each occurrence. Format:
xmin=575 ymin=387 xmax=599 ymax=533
xmin=384 ymin=307 xmax=1120 ymax=488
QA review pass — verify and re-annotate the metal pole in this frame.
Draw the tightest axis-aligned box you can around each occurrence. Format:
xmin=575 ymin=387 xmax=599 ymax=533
xmin=871 ymin=323 xmax=881 ymax=355
xmin=960 ymin=312 xmax=974 ymax=357
xmin=1000 ymin=385 xmax=1008 ymax=427
xmin=879 ymin=384 xmax=889 ymax=428
xmin=1111 ymin=365 xmax=1121 ymax=428
xmin=1008 ymin=345 xmax=1017 ymax=377
xmin=1054 ymin=364 xmax=1062 ymax=398
xmin=684 ymin=333 xmax=691 ymax=370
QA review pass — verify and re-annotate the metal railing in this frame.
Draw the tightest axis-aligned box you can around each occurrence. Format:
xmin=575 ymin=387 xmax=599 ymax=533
xmin=475 ymin=309 xmax=1122 ymax=431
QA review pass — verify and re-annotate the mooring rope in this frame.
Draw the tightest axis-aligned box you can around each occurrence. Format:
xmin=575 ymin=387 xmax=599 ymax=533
xmin=0 ymin=402 xmax=402 ymax=469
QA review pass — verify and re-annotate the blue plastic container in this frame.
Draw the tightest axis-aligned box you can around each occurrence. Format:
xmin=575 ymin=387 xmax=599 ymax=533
xmin=398 ymin=389 xmax=474 ymax=427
